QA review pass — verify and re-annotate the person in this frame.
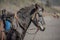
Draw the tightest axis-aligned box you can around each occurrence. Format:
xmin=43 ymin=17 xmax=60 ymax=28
xmin=1 ymin=9 xmax=16 ymax=40
xmin=1 ymin=9 xmax=11 ymax=33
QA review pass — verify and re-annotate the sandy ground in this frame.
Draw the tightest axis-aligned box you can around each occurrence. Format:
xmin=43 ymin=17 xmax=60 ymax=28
xmin=24 ymin=16 xmax=60 ymax=40
xmin=52 ymin=6 xmax=60 ymax=11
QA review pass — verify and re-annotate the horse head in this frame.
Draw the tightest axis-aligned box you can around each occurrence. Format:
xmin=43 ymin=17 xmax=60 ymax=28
xmin=30 ymin=3 xmax=45 ymax=31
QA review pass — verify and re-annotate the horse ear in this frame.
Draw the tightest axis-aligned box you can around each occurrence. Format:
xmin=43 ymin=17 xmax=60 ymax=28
xmin=35 ymin=3 xmax=38 ymax=9
xmin=35 ymin=3 xmax=40 ymax=9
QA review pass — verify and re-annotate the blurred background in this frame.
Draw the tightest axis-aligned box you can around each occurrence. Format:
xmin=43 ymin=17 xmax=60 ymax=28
xmin=0 ymin=0 xmax=60 ymax=13
xmin=0 ymin=0 xmax=60 ymax=40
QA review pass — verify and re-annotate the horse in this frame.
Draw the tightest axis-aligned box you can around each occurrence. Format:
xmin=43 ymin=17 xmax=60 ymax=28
xmin=1 ymin=4 xmax=45 ymax=40
xmin=11 ymin=3 xmax=45 ymax=40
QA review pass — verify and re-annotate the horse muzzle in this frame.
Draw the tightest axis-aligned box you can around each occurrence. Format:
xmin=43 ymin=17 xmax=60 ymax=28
xmin=38 ymin=22 xmax=45 ymax=31
xmin=40 ymin=27 xmax=45 ymax=31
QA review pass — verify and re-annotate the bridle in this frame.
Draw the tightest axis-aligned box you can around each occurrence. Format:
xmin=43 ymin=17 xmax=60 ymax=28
xmin=26 ymin=10 xmax=39 ymax=35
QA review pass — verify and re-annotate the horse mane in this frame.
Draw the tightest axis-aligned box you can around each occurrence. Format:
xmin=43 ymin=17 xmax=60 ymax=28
xmin=17 ymin=5 xmax=35 ymax=15
xmin=16 ymin=5 xmax=37 ymax=29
